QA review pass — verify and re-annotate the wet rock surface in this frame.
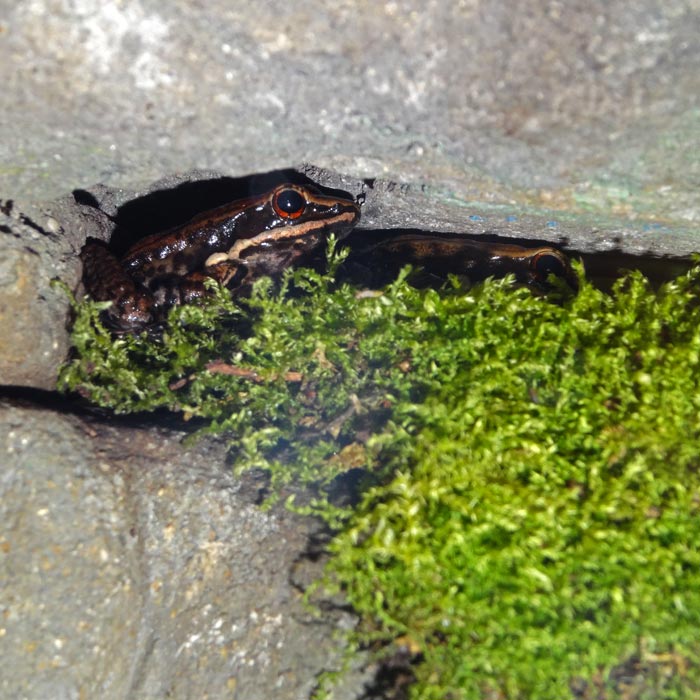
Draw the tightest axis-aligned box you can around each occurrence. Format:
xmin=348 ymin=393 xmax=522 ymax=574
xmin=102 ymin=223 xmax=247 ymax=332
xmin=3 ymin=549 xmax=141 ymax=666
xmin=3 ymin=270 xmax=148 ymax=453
xmin=0 ymin=201 xmax=76 ymax=389
xmin=1 ymin=1 xmax=699 ymax=698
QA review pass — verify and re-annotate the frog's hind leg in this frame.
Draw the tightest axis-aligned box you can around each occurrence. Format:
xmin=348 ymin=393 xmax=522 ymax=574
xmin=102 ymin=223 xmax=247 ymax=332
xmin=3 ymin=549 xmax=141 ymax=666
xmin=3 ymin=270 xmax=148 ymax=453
xmin=80 ymin=243 xmax=249 ymax=333
xmin=80 ymin=237 xmax=156 ymax=332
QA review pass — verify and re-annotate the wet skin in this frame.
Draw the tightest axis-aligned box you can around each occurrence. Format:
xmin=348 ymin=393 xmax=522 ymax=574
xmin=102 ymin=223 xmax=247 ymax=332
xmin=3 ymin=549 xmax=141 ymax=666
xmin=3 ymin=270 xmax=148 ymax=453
xmin=80 ymin=182 xmax=577 ymax=332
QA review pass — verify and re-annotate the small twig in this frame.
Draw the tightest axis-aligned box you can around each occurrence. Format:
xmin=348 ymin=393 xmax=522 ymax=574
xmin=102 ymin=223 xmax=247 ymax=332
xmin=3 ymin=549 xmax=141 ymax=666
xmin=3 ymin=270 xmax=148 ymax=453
xmin=206 ymin=360 xmax=303 ymax=383
xmin=168 ymin=361 xmax=303 ymax=390
xmin=169 ymin=375 xmax=194 ymax=390
xmin=205 ymin=361 xmax=263 ymax=381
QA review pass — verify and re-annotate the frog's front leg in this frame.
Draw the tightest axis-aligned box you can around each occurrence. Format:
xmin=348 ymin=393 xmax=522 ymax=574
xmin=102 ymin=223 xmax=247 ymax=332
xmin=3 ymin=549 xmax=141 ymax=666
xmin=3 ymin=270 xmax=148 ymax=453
xmin=173 ymin=260 xmax=249 ymax=304
xmin=80 ymin=239 xmax=246 ymax=333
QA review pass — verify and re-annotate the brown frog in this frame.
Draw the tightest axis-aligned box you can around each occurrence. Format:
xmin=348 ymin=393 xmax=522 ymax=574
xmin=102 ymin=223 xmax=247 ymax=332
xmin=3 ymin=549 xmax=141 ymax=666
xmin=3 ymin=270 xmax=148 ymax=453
xmin=81 ymin=183 xmax=361 ymax=332
xmin=80 ymin=181 xmax=576 ymax=332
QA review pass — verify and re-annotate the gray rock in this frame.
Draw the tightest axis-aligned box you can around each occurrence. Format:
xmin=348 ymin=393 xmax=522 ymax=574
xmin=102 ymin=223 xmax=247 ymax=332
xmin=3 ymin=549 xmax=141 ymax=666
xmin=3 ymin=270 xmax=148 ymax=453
xmin=0 ymin=402 xmax=366 ymax=700
xmin=2 ymin=1 xmax=699 ymax=229
xmin=304 ymin=164 xmax=700 ymax=258
xmin=0 ymin=200 xmax=78 ymax=389
xmin=1 ymin=1 xmax=699 ymax=698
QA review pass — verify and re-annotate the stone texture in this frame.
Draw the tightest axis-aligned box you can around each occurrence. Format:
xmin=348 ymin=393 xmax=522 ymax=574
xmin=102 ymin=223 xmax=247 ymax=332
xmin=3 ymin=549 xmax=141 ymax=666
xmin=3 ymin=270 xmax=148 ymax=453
xmin=0 ymin=202 xmax=77 ymax=389
xmin=1 ymin=1 xmax=698 ymax=230
xmin=0 ymin=402 xmax=365 ymax=700
xmin=1 ymin=1 xmax=699 ymax=698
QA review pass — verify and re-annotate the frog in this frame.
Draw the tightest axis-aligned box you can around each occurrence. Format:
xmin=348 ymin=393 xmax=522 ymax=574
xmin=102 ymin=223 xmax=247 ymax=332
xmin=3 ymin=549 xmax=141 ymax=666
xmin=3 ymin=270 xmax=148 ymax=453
xmin=80 ymin=181 xmax=576 ymax=332
xmin=81 ymin=183 xmax=362 ymax=332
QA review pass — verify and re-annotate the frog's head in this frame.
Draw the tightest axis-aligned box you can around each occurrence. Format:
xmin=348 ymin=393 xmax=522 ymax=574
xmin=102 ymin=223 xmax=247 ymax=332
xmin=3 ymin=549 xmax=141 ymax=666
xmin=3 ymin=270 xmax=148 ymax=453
xmin=525 ymin=247 xmax=579 ymax=292
xmin=218 ymin=183 xmax=361 ymax=273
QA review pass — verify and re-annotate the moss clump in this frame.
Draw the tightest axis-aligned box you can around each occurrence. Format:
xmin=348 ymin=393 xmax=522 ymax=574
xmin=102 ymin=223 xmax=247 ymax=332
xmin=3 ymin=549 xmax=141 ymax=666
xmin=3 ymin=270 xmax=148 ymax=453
xmin=60 ymin=245 xmax=700 ymax=698
xmin=323 ymin=267 xmax=700 ymax=699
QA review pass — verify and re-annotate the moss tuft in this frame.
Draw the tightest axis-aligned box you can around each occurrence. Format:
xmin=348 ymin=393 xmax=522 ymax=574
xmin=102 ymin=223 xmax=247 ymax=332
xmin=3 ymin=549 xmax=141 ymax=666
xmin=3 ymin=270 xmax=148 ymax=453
xmin=60 ymin=246 xmax=700 ymax=698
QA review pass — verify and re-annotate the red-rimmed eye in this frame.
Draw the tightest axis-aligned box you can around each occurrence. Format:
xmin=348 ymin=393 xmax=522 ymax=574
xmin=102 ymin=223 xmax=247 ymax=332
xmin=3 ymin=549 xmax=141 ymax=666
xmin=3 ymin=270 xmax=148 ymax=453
xmin=272 ymin=187 xmax=306 ymax=219
xmin=531 ymin=251 xmax=566 ymax=281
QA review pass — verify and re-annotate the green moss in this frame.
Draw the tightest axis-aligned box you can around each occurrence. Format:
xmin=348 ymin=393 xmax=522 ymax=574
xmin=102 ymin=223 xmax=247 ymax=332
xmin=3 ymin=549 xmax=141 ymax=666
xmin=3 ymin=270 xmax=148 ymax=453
xmin=60 ymin=245 xmax=700 ymax=698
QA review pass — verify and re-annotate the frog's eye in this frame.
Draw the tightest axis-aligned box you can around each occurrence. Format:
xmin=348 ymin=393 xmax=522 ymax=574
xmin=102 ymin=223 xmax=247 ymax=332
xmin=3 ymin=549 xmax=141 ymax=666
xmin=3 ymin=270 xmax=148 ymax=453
xmin=273 ymin=188 xmax=306 ymax=219
xmin=531 ymin=251 xmax=566 ymax=281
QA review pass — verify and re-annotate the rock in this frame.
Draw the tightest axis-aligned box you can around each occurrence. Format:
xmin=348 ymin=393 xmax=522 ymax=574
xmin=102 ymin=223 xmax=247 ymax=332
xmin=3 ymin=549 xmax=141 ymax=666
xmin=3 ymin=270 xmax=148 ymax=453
xmin=0 ymin=401 xmax=366 ymax=700
xmin=0 ymin=201 xmax=76 ymax=389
